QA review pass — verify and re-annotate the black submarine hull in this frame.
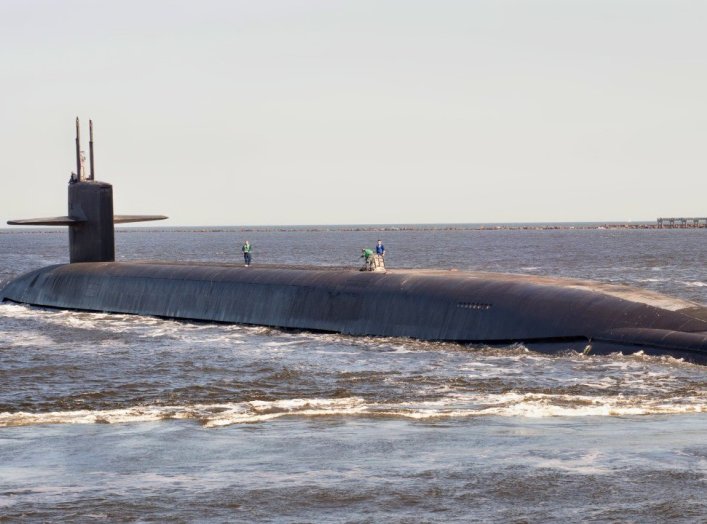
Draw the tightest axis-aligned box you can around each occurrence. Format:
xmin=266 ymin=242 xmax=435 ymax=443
xmin=3 ymin=262 xmax=706 ymax=363
xmin=7 ymin=122 xmax=705 ymax=364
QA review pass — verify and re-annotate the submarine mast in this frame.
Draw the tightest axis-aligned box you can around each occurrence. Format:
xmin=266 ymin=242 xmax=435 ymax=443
xmin=75 ymin=117 xmax=82 ymax=181
xmin=89 ymin=119 xmax=95 ymax=181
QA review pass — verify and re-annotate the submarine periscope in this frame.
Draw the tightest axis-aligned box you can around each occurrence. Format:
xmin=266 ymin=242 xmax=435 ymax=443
xmin=2 ymin=121 xmax=707 ymax=364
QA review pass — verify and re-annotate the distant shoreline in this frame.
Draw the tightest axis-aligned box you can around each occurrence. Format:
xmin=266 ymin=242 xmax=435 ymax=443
xmin=2 ymin=223 xmax=706 ymax=233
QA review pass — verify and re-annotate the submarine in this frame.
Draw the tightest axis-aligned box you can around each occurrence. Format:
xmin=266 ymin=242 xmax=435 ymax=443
xmin=2 ymin=120 xmax=707 ymax=364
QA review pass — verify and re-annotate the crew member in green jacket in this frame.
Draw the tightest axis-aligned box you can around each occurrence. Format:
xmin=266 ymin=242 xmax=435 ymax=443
xmin=242 ymin=240 xmax=253 ymax=267
xmin=360 ymin=248 xmax=373 ymax=271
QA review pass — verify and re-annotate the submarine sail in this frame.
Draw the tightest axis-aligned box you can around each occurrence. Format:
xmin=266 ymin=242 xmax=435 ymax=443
xmin=6 ymin=118 xmax=166 ymax=262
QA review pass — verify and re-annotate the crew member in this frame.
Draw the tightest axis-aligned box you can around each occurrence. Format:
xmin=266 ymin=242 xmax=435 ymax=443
xmin=242 ymin=240 xmax=253 ymax=267
xmin=360 ymin=248 xmax=373 ymax=271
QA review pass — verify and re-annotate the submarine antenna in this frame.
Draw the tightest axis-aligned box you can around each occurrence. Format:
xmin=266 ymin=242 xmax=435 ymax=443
xmin=89 ymin=119 xmax=95 ymax=181
xmin=75 ymin=117 xmax=82 ymax=182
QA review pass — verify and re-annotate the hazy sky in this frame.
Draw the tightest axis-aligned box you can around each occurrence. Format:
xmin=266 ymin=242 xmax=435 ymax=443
xmin=1 ymin=0 xmax=705 ymax=225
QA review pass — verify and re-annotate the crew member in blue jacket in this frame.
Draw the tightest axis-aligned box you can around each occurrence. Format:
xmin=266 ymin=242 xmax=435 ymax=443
xmin=376 ymin=239 xmax=385 ymax=257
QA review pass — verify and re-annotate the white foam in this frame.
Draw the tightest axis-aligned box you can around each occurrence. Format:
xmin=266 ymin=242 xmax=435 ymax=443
xmin=375 ymin=392 xmax=707 ymax=419
xmin=387 ymin=345 xmax=415 ymax=354
xmin=205 ymin=398 xmax=368 ymax=427
xmin=0 ymin=303 xmax=258 ymax=345
xmin=681 ymin=281 xmax=707 ymax=288
xmin=0 ymin=330 xmax=54 ymax=347
xmin=530 ymin=450 xmax=611 ymax=475
xmin=0 ymin=303 xmax=39 ymax=319
xmin=262 ymin=340 xmax=303 ymax=349
xmin=2 ymin=391 xmax=705 ymax=429
xmin=0 ymin=397 xmax=369 ymax=429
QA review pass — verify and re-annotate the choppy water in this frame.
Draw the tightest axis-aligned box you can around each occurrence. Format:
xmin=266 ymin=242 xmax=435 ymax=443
xmin=1 ymin=227 xmax=706 ymax=522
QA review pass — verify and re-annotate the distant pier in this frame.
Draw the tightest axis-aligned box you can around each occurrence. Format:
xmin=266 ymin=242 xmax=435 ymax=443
xmin=657 ymin=217 xmax=707 ymax=228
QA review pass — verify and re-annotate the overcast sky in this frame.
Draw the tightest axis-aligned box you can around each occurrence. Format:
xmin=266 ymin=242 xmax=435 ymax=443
xmin=1 ymin=0 xmax=705 ymax=226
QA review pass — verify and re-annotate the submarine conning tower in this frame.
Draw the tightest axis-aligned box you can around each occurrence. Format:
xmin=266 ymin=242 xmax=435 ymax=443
xmin=68 ymin=179 xmax=115 ymax=263
xmin=7 ymin=118 xmax=167 ymax=262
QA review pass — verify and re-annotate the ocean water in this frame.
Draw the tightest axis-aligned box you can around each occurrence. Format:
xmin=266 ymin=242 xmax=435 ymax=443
xmin=0 ymin=226 xmax=706 ymax=522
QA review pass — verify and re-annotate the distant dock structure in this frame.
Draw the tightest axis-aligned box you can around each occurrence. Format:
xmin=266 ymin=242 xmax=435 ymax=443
xmin=657 ymin=217 xmax=707 ymax=228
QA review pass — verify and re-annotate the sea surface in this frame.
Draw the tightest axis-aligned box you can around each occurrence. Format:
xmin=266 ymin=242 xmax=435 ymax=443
xmin=1 ymin=226 xmax=706 ymax=523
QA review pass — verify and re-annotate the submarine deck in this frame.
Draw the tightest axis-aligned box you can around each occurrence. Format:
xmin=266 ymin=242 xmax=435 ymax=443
xmin=119 ymin=260 xmax=702 ymax=313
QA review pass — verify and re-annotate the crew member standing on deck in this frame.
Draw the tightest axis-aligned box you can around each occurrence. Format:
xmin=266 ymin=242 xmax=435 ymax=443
xmin=376 ymin=239 xmax=385 ymax=257
xmin=242 ymin=240 xmax=253 ymax=267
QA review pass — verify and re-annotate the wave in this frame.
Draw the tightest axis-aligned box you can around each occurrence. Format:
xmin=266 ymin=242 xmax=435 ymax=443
xmin=680 ymin=281 xmax=707 ymax=288
xmin=0 ymin=398 xmax=368 ymax=429
xmin=0 ymin=329 xmax=54 ymax=347
xmin=0 ymin=303 xmax=490 ymax=355
xmin=0 ymin=302 xmax=257 ymax=342
xmin=2 ymin=392 xmax=705 ymax=429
